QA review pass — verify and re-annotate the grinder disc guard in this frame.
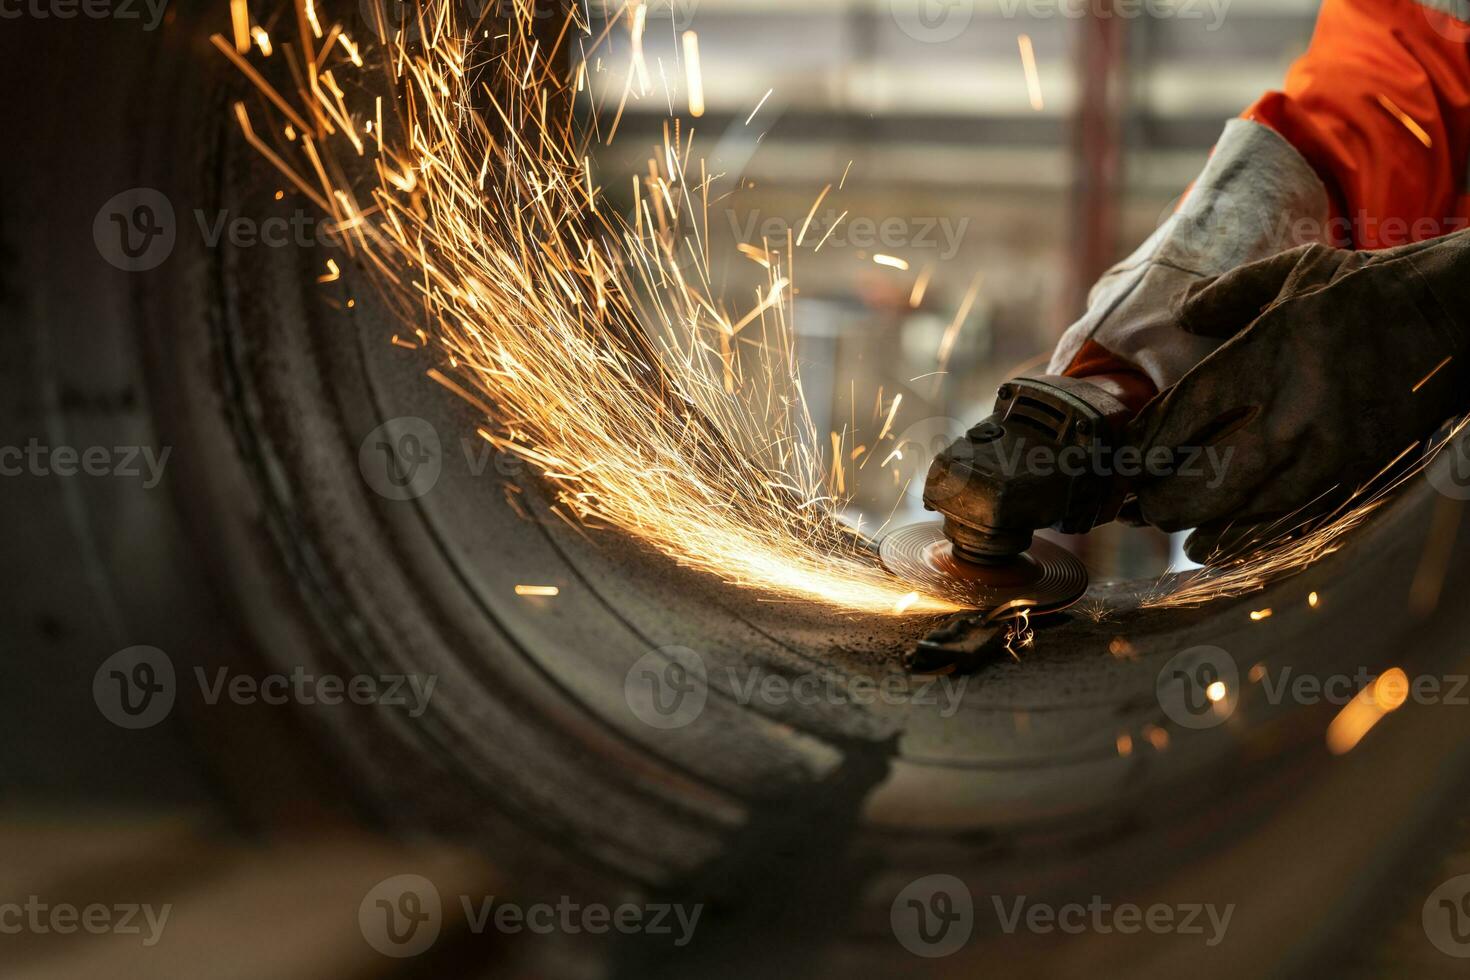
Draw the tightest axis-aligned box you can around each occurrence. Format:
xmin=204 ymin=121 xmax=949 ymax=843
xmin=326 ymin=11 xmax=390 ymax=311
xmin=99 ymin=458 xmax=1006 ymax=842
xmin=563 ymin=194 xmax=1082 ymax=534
xmin=880 ymin=522 xmax=1089 ymax=614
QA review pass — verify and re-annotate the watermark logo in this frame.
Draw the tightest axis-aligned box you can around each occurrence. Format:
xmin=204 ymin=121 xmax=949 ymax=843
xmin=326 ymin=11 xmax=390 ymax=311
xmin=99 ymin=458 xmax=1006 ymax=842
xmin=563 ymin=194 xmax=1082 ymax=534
xmin=93 ymin=646 xmax=176 ymax=730
xmin=1157 ymin=645 xmax=1238 ymax=729
xmin=1427 ymin=429 xmax=1470 ymax=501
xmin=0 ymin=0 xmax=170 ymax=30
xmin=1257 ymin=665 xmax=1463 ymax=708
xmin=728 ymin=668 xmax=968 ymax=718
xmin=0 ymin=897 xmax=171 ymax=946
xmin=891 ymin=0 xmax=974 ymax=43
xmin=623 ymin=648 xmax=968 ymax=730
xmin=359 ymin=0 xmax=702 ymax=41
xmin=353 ymin=417 xmax=534 ymax=501
xmin=461 ymin=896 xmax=702 ymax=944
xmin=193 ymin=666 xmax=438 ymax=717
xmin=995 ymin=0 xmax=1231 ymax=29
xmin=94 ymin=647 xmax=439 ymax=729
xmin=358 ymin=877 xmax=702 ymax=957
xmin=360 ymin=417 xmax=443 ymax=501
xmin=725 ymin=210 xmax=971 ymax=262
xmin=0 ymin=440 xmax=171 ymax=486
xmin=647 ymin=0 xmax=702 ymax=30
xmin=624 ymin=646 xmax=708 ymax=730
xmin=1424 ymin=873 xmax=1470 ymax=957
xmin=94 ymin=188 xmax=175 ymax=272
xmin=1417 ymin=0 xmax=1470 ymax=44
xmin=359 ymin=0 xmax=489 ymax=44
xmin=1152 ymin=191 xmax=1470 ymax=270
xmin=95 ymin=187 xmax=369 ymax=271
xmin=892 ymin=874 xmax=973 ymax=957
xmin=920 ymin=420 xmax=1237 ymax=508
xmin=992 ymin=895 xmax=1233 ymax=945
xmin=194 ymin=208 xmax=346 ymax=250
xmin=360 ymin=875 xmax=442 ymax=958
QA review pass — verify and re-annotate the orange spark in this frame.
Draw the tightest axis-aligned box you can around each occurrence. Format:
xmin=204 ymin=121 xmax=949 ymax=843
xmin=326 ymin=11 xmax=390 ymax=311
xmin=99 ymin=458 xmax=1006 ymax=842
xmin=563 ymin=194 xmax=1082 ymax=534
xmin=1326 ymin=668 xmax=1409 ymax=755
xmin=1376 ymin=94 xmax=1433 ymax=148
xmin=1018 ymin=35 xmax=1044 ymax=111
xmin=217 ymin=0 xmax=960 ymax=616
xmin=682 ymin=31 xmax=705 ymax=118
xmin=1413 ymin=355 xmax=1453 ymax=393
xmin=515 ymin=585 xmax=561 ymax=597
xmin=229 ymin=0 xmax=250 ymax=53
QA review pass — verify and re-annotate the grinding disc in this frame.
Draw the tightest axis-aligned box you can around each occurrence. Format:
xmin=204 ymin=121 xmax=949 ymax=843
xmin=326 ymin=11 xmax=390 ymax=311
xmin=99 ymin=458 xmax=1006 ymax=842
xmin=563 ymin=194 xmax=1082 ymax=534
xmin=879 ymin=522 xmax=1088 ymax=614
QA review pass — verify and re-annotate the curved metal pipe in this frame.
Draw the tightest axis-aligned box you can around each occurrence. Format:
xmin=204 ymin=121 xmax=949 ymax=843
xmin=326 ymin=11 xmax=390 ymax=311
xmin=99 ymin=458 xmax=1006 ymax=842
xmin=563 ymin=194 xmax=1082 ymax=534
xmin=6 ymin=8 xmax=1470 ymax=975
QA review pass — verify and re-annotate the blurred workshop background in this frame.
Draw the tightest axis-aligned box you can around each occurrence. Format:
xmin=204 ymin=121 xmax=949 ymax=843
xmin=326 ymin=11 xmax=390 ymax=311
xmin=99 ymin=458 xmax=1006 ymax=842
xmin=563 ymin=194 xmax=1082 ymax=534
xmin=591 ymin=0 xmax=1322 ymax=579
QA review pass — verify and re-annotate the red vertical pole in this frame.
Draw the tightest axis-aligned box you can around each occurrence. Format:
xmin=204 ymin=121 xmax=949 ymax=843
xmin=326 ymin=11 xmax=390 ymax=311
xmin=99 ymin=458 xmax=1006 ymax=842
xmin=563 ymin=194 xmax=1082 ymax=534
xmin=1068 ymin=3 xmax=1130 ymax=571
xmin=1068 ymin=2 xmax=1128 ymax=321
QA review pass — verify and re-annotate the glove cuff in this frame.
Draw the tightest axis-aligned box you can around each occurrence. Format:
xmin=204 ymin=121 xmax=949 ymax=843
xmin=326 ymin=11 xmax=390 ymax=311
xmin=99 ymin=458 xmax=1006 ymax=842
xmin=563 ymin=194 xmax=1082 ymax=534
xmin=1147 ymin=118 xmax=1333 ymax=275
xmin=1049 ymin=119 xmax=1333 ymax=390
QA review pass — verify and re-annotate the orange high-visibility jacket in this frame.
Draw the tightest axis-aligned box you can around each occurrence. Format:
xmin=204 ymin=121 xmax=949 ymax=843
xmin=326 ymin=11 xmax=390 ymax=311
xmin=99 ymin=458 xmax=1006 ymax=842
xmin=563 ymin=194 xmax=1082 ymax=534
xmin=1054 ymin=0 xmax=1470 ymax=399
xmin=1245 ymin=0 xmax=1470 ymax=248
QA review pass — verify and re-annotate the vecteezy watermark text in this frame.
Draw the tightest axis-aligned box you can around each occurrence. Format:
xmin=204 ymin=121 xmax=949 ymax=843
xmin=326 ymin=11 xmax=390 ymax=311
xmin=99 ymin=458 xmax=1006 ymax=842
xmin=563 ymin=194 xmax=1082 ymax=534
xmin=364 ymin=0 xmax=703 ymax=37
xmin=891 ymin=0 xmax=1231 ymax=45
xmin=0 ymin=0 xmax=168 ymax=30
xmin=890 ymin=874 xmax=1234 ymax=957
xmin=93 ymin=646 xmax=438 ymax=730
xmin=194 ymin=209 xmax=345 ymax=250
xmin=724 ymin=666 xmax=968 ymax=717
xmin=0 ymin=897 xmax=171 ymax=947
xmin=623 ymin=646 xmax=969 ymax=730
xmin=991 ymin=894 xmax=1234 ymax=946
xmin=1157 ymin=642 xmax=1470 ymax=734
xmin=358 ymin=875 xmax=702 ymax=958
xmin=95 ymin=190 xmax=357 ymax=272
xmin=1258 ymin=666 xmax=1468 ymax=707
xmin=1155 ymin=192 xmax=1470 ymax=267
xmin=996 ymin=0 xmax=1231 ymax=29
xmin=358 ymin=416 xmax=533 ymax=501
xmin=0 ymin=440 xmax=170 ymax=487
xmin=460 ymin=896 xmax=701 ymax=945
xmin=725 ymin=210 xmax=971 ymax=262
xmin=194 ymin=666 xmax=437 ymax=717
xmin=931 ymin=437 xmax=1235 ymax=493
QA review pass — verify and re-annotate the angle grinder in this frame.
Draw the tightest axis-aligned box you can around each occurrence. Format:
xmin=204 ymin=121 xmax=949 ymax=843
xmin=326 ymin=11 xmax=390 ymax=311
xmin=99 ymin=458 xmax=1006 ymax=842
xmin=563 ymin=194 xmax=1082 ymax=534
xmin=880 ymin=374 xmax=1137 ymax=615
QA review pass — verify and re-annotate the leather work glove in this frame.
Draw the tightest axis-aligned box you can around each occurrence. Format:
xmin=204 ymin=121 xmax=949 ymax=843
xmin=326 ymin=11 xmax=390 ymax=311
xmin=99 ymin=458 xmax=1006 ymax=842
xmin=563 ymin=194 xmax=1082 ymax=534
xmin=1048 ymin=118 xmax=1332 ymax=394
xmin=1127 ymin=231 xmax=1470 ymax=562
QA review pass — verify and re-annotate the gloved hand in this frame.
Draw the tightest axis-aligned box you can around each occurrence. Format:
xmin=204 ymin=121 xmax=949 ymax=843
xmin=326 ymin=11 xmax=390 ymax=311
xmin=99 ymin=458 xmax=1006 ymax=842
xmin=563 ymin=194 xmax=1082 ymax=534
xmin=1128 ymin=231 xmax=1470 ymax=561
xmin=1048 ymin=118 xmax=1332 ymax=395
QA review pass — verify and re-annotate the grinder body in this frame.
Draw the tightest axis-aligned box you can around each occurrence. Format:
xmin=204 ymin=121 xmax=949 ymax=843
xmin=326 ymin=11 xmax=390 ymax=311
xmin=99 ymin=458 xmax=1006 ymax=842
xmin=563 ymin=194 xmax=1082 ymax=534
xmin=923 ymin=376 xmax=1135 ymax=563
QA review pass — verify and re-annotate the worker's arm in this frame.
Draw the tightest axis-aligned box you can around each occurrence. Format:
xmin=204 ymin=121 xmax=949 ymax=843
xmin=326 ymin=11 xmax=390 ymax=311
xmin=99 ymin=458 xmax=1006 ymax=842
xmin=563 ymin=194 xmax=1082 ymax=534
xmin=1246 ymin=0 xmax=1470 ymax=249
xmin=1128 ymin=231 xmax=1470 ymax=561
xmin=1049 ymin=0 xmax=1470 ymax=400
xmin=1045 ymin=119 xmax=1332 ymax=401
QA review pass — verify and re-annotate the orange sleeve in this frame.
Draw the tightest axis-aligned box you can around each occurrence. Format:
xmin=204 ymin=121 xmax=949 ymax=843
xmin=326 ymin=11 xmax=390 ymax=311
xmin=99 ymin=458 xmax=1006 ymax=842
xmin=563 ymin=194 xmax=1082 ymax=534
xmin=1244 ymin=0 xmax=1470 ymax=249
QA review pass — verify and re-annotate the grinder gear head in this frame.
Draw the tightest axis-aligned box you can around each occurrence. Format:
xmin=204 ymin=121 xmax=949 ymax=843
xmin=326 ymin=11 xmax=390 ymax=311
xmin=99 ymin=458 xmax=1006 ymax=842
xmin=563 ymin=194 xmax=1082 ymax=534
xmin=923 ymin=376 xmax=1133 ymax=563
